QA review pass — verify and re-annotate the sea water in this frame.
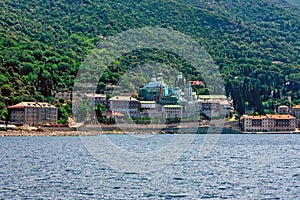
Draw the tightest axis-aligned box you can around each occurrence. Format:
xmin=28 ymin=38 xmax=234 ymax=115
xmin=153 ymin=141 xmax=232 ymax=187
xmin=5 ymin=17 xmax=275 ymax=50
xmin=0 ymin=134 xmax=299 ymax=199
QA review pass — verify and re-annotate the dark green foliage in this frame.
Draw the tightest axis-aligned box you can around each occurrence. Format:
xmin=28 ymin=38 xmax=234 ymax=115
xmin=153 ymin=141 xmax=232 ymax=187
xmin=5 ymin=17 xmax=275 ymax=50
xmin=0 ymin=0 xmax=299 ymax=115
xmin=55 ymin=101 xmax=72 ymax=125
xmin=95 ymin=103 xmax=106 ymax=123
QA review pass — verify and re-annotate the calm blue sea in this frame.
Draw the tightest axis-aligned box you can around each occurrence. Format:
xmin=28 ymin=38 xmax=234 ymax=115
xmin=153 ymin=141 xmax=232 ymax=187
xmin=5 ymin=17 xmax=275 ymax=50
xmin=0 ymin=134 xmax=299 ymax=199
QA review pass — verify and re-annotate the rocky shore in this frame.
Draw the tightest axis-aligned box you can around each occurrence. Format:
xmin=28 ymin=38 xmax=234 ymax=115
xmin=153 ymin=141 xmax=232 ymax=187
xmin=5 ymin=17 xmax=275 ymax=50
xmin=0 ymin=125 xmax=242 ymax=137
xmin=0 ymin=130 xmax=79 ymax=137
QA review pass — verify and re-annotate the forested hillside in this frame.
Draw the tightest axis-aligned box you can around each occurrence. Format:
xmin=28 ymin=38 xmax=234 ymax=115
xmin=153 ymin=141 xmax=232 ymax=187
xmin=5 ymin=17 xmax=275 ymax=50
xmin=0 ymin=0 xmax=299 ymax=119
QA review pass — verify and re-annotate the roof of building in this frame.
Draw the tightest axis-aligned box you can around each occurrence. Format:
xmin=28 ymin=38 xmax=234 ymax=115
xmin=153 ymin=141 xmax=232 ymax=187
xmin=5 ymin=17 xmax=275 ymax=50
xmin=144 ymin=81 xmax=163 ymax=88
xmin=266 ymin=114 xmax=295 ymax=119
xmin=140 ymin=101 xmax=156 ymax=104
xmin=9 ymin=102 xmax=56 ymax=109
xmin=278 ymin=105 xmax=289 ymax=108
xmin=189 ymin=80 xmax=204 ymax=86
xmin=85 ymin=93 xmax=106 ymax=98
xmin=198 ymin=95 xmax=227 ymax=99
xmin=292 ymin=104 xmax=300 ymax=109
xmin=109 ymin=96 xmax=139 ymax=101
xmin=241 ymin=115 xmax=267 ymax=119
xmin=163 ymin=105 xmax=182 ymax=108
xmin=242 ymin=114 xmax=295 ymax=120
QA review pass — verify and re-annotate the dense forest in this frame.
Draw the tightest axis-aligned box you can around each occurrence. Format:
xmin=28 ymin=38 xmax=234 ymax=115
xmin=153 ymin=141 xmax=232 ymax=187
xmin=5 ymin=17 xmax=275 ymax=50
xmin=0 ymin=0 xmax=300 ymax=120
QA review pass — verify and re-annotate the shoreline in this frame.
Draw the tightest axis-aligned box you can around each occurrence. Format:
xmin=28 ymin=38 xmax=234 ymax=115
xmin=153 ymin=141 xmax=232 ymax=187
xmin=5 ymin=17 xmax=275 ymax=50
xmin=0 ymin=125 xmax=241 ymax=136
xmin=1 ymin=126 xmax=299 ymax=137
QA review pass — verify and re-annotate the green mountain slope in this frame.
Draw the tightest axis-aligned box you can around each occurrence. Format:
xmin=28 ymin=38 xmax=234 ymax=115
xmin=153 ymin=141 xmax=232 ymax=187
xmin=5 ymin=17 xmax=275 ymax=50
xmin=0 ymin=0 xmax=299 ymax=117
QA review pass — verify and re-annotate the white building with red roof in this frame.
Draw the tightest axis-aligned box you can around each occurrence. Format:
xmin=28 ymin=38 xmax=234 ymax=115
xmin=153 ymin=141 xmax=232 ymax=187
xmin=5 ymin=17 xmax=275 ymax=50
xmin=241 ymin=114 xmax=296 ymax=132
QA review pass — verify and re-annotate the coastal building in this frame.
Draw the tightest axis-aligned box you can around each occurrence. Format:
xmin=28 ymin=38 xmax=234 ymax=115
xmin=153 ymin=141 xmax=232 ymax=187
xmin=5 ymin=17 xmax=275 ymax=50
xmin=278 ymin=105 xmax=289 ymax=114
xmin=180 ymin=101 xmax=198 ymax=118
xmin=109 ymin=96 xmax=140 ymax=117
xmin=139 ymin=101 xmax=161 ymax=118
xmin=140 ymin=101 xmax=157 ymax=110
xmin=292 ymin=105 xmax=300 ymax=118
xmin=241 ymin=114 xmax=296 ymax=132
xmin=85 ymin=93 xmax=107 ymax=106
xmin=197 ymin=100 xmax=220 ymax=118
xmin=196 ymin=96 xmax=232 ymax=118
xmin=241 ymin=115 xmax=269 ymax=132
xmin=8 ymin=102 xmax=58 ymax=126
xmin=162 ymin=105 xmax=182 ymax=119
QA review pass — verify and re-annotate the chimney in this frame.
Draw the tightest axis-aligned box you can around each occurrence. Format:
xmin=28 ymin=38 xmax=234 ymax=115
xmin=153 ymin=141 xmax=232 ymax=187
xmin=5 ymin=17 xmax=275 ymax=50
xmin=159 ymin=87 xmax=162 ymax=98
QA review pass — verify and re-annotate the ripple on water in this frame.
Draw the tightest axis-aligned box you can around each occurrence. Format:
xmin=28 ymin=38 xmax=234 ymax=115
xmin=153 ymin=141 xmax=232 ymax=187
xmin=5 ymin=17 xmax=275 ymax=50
xmin=0 ymin=135 xmax=299 ymax=199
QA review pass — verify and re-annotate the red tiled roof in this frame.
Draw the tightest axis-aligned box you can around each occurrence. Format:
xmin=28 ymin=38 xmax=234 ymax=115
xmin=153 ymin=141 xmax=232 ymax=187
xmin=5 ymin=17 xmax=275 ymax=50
xmin=266 ymin=114 xmax=295 ymax=119
xmin=241 ymin=115 xmax=267 ymax=119
xmin=189 ymin=80 xmax=204 ymax=86
xmin=293 ymin=105 xmax=300 ymax=109
xmin=242 ymin=114 xmax=295 ymax=120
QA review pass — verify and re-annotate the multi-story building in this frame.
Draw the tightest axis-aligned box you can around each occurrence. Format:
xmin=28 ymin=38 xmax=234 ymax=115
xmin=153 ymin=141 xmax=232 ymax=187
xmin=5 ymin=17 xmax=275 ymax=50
xmin=197 ymin=100 xmax=221 ymax=118
xmin=109 ymin=96 xmax=140 ymax=117
xmin=197 ymin=98 xmax=232 ymax=118
xmin=278 ymin=105 xmax=289 ymax=114
xmin=85 ymin=93 xmax=107 ymax=106
xmin=140 ymin=101 xmax=157 ymax=110
xmin=162 ymin=105 xmax=182 ymax=119
xmin=139 ymin=101 xmax=161 ymax=118
xmin=9 ymin=102 xmax=58 ymax=126
xmin=241 ymin=114 xmax=296 ymax=132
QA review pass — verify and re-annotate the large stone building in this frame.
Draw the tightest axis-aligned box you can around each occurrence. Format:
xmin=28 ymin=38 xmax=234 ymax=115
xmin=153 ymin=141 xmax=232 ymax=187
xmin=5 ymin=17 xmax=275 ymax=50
xmin=109 ymin=96 xmax=140 ymax=117
xmin=197 ymin=95 xmax=232 ymax=118
xmin=139 ymin=101 xmax=161 ymax=118
xmin=241 ymin=114 xmax=296 ymax=132
xmin=9 ymin=102 xmax=58 ymax=126
xmin=162 ymin=105 xmax=182 ymax=119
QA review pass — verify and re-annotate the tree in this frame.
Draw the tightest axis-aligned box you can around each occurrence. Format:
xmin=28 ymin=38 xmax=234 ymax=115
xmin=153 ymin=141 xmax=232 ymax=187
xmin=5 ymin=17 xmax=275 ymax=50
xmin=95 ymin=103 xmax=106 ymax=123
xmin=57 ymin=107 xmax=69 ymax=125
xmin=0 ymin=109 xmax=8 ymax=121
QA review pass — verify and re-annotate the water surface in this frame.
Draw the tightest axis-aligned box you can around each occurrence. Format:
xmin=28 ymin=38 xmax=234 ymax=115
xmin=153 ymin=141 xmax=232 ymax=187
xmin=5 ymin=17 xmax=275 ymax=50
xmin=0 ymin=134 xmax=299 ymax=199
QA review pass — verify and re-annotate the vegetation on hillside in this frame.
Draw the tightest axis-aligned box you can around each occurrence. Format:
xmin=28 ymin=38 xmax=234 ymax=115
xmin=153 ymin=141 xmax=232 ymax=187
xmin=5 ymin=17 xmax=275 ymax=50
xmin=0 ymin=0 xmax=299 ymax=120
